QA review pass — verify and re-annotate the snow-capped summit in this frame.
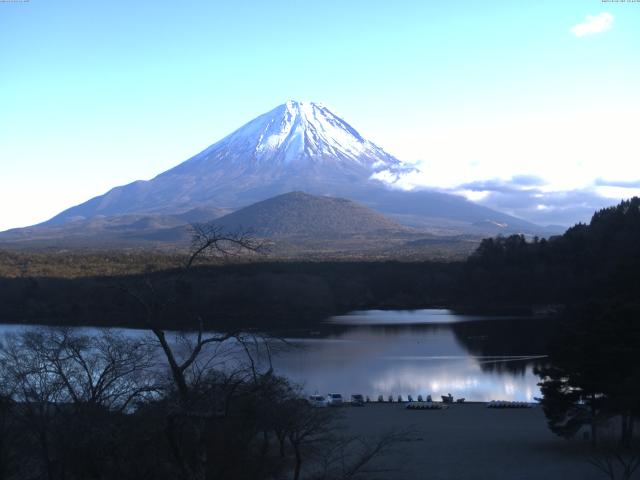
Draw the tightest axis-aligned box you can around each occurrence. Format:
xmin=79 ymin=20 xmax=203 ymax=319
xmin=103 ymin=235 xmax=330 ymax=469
xmin=173 ymin=100 xmax=406 ymax=176
xmin=214 ymin=100 xmax=399 ymax=168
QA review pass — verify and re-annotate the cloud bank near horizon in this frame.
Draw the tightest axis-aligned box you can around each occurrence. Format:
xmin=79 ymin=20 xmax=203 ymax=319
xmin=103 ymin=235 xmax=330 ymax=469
xmin=385 ymin=172 xmax=639 ymax=228
xmin=450 ymin=177 xmax=638 ymax=227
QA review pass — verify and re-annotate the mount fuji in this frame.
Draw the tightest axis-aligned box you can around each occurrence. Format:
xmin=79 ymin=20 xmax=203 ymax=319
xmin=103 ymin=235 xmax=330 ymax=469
xmin=45 ymin=100 xmax=415 ymax=224
xmin=7 ymin=100 xmax=548 ymax=245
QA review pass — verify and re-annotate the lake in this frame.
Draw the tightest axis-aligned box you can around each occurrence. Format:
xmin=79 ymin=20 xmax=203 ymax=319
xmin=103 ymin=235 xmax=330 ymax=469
xmin=0 ymin=309 xmax=551 ymax=402
xmin=271 ymin=309 xmax=550 ymax=402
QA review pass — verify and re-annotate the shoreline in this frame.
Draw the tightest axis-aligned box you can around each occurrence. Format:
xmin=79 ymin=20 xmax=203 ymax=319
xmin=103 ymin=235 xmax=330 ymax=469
xmin=336 ymin=402 xmax=600 ymax=480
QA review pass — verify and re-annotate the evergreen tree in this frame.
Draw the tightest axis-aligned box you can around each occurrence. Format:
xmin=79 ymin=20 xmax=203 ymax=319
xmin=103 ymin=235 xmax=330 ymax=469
xmin=537 ymin=302 xmax=640 ymax=445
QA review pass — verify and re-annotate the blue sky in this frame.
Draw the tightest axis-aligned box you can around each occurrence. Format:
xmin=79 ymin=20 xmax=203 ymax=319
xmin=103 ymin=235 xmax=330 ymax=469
xmin=1 ymin=0 xmax=639 ymax=230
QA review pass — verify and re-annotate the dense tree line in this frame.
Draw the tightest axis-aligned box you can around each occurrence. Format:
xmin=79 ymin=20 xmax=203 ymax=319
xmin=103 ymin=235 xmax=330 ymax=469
xmin=0 ymin=261 xmax=461 ymax=330
xmin=0 ymin=250 xmax=187 ymax=279
xmin=463 ymin=197 xmax=640 ymax=307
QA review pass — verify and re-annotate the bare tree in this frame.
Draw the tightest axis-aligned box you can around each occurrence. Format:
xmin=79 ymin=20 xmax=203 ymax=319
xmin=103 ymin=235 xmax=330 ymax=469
xmin=0 ymin=327 xmax=156 ymax=480
xmin=1 ymin=330 xmax=68 ymax=480
xmin=0 ymin=394 xmax=15 ymax=480
xmin=588 ymin=446 xmax=640 ymax=480
xmin=120 ymin=223 xmax=266 ymax=480
xmin=284 ymin=399 xmax=336 ymax=480
xmin=124 ymin=223 xmax=262 ymax=405
xmin=587 ymin=427 xmax=640 ymax=480
xmin=278 ymin=397 xmax=411 ymax=480
xmin=185 ymin=223 xmax=261 ymax=269
xmin=50 ymin=328 xmax=155 ymax=410
xmin=310 ymin=429 xmax=412 ymax=480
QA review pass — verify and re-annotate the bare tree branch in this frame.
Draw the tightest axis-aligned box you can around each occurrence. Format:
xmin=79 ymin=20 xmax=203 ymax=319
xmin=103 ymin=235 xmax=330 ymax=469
xmin=186 ymin=223 xmax=262 ymax=269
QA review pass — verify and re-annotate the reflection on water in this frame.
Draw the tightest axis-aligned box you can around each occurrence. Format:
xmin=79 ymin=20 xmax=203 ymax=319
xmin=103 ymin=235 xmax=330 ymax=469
xmin=330 ymin=308 xmax=490 ymax=325
xmin=0 ymin=309 xmax=552 ymax=402
xmin=272 ymin=310 xmax=551 ymax=402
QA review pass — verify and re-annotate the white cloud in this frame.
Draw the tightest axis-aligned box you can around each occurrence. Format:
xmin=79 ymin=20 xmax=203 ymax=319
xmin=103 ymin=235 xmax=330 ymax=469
xmin=595 ymin=185 xmax=640 ymax=200
xmin=571 ymin=12 xmax=614 ymax=37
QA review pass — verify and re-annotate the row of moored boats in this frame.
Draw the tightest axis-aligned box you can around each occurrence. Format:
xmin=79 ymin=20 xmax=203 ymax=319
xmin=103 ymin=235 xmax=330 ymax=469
xmin=309 ymin=393 xmax=534 ymax=408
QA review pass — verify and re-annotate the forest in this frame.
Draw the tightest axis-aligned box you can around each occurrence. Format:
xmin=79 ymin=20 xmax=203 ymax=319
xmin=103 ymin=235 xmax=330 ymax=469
xmin=462 ymin=197 xmax=640 ymax=307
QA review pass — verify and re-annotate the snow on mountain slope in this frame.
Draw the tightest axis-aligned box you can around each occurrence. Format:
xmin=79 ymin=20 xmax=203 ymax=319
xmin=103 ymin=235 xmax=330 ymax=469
xmin=34 ymin=100 xmax=544 ymax=235
xmin=44 ymin=101 xmax=411 ymax=224
xmin=169 ymin=100 xmax=408 ymax=177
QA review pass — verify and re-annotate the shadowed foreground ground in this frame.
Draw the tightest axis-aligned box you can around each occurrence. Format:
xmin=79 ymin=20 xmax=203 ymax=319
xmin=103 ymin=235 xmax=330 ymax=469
xmin=339 ymin=403 xmax=601 ymax=480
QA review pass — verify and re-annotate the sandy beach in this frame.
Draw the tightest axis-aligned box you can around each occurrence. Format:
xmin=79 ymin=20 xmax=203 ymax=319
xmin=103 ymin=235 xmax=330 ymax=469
xmin=337 ymin=403 xmax=602 ymax=480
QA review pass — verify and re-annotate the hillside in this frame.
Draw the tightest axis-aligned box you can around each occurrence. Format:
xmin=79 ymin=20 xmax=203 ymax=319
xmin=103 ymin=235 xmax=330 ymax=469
xmin=0 ymin=207 xmax=226 ymax=248
xmin=0 ymin=191 xmax=481 ymax=259
xmin=212 ymin=191 xmax=410 ymax=237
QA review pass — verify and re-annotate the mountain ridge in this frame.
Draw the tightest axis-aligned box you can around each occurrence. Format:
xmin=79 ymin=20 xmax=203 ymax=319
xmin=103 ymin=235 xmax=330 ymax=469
xmin=12 ymin=100 xmax=550 ymax=239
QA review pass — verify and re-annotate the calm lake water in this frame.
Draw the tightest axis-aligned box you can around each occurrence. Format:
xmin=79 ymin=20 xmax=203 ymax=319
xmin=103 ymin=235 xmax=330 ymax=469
xmin=271 ymin=309 xmax=550 ymax=402
xmin=0 ymin=309 xmax=551 ymax=402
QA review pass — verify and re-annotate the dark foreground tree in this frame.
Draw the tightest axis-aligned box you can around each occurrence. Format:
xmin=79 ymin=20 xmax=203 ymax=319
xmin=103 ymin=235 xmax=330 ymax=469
xmin=0 ymin=328 xmax=156 ymax=480
xmin=536 ymin=302 xmax=640 ymax=446
xmin=0 ymin=394 xmax=16 ymax=480
xmin=122 ymin=223 xmax=268 ymax=480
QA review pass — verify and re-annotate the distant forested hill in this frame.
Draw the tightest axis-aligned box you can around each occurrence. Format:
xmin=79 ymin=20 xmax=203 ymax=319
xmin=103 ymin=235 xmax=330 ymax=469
xmin=461 ymin=197 xmax=640 ymax=306
xmin=212 ymin=191 xmax=410 ymax=237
